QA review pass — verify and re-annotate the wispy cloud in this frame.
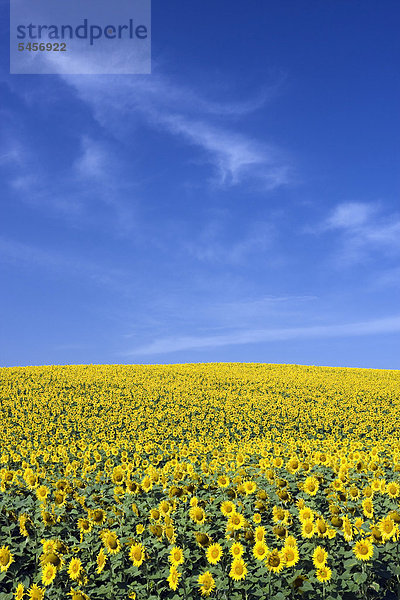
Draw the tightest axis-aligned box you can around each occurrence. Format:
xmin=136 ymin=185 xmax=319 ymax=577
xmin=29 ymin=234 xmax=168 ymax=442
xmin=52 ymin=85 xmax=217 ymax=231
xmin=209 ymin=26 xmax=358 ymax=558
xmin=320 ymin=202 xmax=400 ymax=265
xmin=61 ymin=73 xmax=292 ymax=188
xmin=124 ymin=314 xmax=400 ymax=356
xmin=0 ymin=236 xmax=129 ymax=291
xmin=2 ymin=130 xmax=137 ymax=234
xmin=186 ymin=216 xmax=277 ymax=264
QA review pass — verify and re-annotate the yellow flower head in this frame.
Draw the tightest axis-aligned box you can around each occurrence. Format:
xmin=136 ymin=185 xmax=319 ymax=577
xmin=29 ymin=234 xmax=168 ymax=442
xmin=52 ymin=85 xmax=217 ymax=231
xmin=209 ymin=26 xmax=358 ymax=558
xmin=67 ymin=557 xmax=82 ymax=581
xmin=169 ymin=546 xmax=184 ymax=566
xmin=283 ymin=544 xmax=299 ymax=567
xmin=27 ymin=584 xmax=45 ymax=600
xmin=303 ymin=476 xmax=319 ymax=496
xmin=265 ymin=549 xmax=286 ymax=573
xmin=220 ymin=501 xmax=236 ymax=517
xmin=243 ymin=480 xmax=257 ymax=495
xmin=42 ymin=562 xmax=57 ymax=586
xmin=96 ymin=548 xmax=107 ymax=574
xmin=167 ymin=565 xmax=181 ymax=591
xmin=230 ymin=541 xmax=244 ymax=558
xmin=312 ymin=546 xmax=328 ymax=568
xmin=353 ymin=538 xmax=374 ymax=561
xmin=129 ymin=543 xmax=145 ymax=567
xmin=253 ymin=541 xmax=269 ymax=561
xmin=0 ymin=546 xmax=14 ymax=572
xmin=301 ymin=519 xmax=314 ymax=539
xmin=206 ymin=543 xmax=223 ymax=564
xmin=229 ymin=558 xmax=248 ymax=581
xmin=227 ymin=512 xmax=245 ymax=531
xmin=198 ymin=571 xmax=216 ymax=596
xmin=14 ymin=584 xmax=24 ymax=600
xmin=316 ymin=565 xmax=332 ymax=582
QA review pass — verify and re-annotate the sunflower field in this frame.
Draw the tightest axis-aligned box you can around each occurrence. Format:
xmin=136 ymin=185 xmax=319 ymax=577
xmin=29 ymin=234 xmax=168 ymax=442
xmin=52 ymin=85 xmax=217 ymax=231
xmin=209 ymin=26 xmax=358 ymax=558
xmin=0 ymin=363 xmax=400 ymax=600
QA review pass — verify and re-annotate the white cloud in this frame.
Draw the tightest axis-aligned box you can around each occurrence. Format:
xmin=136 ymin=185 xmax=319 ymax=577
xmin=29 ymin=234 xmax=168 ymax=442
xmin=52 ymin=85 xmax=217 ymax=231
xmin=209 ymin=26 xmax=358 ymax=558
xmin=322 ymin=202 xmax=400 ymax=265
xmin=61 ymin=73 xmax=292 ymax=188
xmin=0 ymin=236 xmax=129 ymax=291
xmin=326 ymin=202 xmax=377 ymax=229
xmin=186 ymin=217 xmax=276 ymax=264
xmin=124 ymin=315 xmax=400 ymax=356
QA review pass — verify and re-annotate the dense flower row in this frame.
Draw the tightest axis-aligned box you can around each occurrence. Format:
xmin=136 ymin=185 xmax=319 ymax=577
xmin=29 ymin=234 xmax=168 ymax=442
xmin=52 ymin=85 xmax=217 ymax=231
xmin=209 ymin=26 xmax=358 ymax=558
xmin=0 ymin=363 xmax=399 ymax=599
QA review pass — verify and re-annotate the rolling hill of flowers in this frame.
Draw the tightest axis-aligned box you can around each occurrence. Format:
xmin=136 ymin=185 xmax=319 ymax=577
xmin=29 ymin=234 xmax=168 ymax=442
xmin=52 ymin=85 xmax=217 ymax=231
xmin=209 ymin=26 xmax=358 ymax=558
xmin=0 ymin=362 xmax=399 ymax=600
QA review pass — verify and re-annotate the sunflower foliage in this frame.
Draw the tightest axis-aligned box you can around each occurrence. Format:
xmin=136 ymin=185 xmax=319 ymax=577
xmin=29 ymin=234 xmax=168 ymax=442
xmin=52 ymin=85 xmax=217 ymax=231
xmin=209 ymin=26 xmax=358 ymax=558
xmin=0 ymin=363 xmax=400 ymax=599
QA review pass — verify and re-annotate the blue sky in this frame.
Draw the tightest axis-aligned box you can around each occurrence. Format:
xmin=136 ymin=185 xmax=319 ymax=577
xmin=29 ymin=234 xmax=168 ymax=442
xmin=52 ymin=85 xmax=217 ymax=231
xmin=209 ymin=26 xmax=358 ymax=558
xmin=1 ymin=0 xmax=399 ymax=368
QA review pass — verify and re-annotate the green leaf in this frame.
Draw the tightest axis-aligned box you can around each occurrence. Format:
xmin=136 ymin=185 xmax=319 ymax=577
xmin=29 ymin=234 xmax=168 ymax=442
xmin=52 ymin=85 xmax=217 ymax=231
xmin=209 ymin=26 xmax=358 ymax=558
xmin=354 ymin=572 xmax=367 ymax=584
xmin=271 ymin=593 xmax=286 ymax=600
xmin=343 ymin=558 xmax=358 ymax=569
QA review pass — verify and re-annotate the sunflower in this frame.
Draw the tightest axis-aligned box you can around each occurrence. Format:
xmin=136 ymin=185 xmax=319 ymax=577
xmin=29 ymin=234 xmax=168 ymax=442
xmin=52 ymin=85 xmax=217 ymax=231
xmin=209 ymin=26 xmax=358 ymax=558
xmin=265 ymin=549 xmax=286 ymax=573
xmin=68 ymin=589 xmax=90 ymax=600
xmin=136 ymin=523 xmax=144 ymax=535
xmin=167 ymin=565 xmax=181 ymax=591
xmin=129 ymin=543 xmax=145 ymax=567
xmin=217 ymin=475 xmax=230 ymax=488
xmin=342 ymin=517 xmax=353 ymax=542
xmin=273 ymin=456 xmax=284 ymax=468
xmin=189 ymin=505 xmax=206 ymax=525
xmin=0 ymin=546 xmax=14 ymax=572
xmin=27 ymin=584 xmax=45 ymax=600
xmin=316 ymin=565 xmax=332 ymax=582
xmin=198 ymin=571 xmax=216 ymax=596
xmin=165 ymin=525 xmax=175 ymax=542
xmin=220 ymin=501 xmax=236 ymax=517
xmin=243 ymin=480 xmax=257 ymax=495
xmin=90 ymin=509 xmax=106 ymax=526
xmin=77 ymin=519 xmax=92 ymax=535
xmin=229 ymin=558 xmax=248 ymax=581
xmin=253 ymin=512 xmax=262 ymax=524
xmin=283 ymin=544 xmax=299 ymax=567
xmin=378 ymin=516 xmax=397 ymax=541
xmin=301 ymin=519 xmax=314 ymax=539
xmin=227 ymin=512 xmax=245 ymax=531
xmin=68 ymin=557 xmax=83 ymax=582
xmin=19 ymin=514 xmax=30 ymax=537
xmin=36 ymin=485 xmax=50 ymax=503
xmin=362 ymin=498 xmax=374 ymax=519
xmin=298 ymin=507 xmax=313 ymax=522
xmin=101 ymin=530 xmax=121 ymax=554
xmin=96 ymin=548 xmax=107 ymax=574
xmin=230 ymin=541 xmax=244 ymax=558
xmin=312 ymin=546 xmax=328 ymax=568
xmin=195 ymin=532 xmax=212 ymax=548
xmin=349 ymin=486 xmax=360 ymax=500
xmin=253 ymin=541 xmax=269 ymax=561
xmin=42 ymin=563 xmax=57 ymax=586
xmin=287 ymin=456 xmax=300 ymax=473
xmin=169 ymin=546 xmax=184 ymax=566
xmin=285 ymin=535 xmax=298 ymax=548
xmin=141 ymin=476 xmax=152 ymax=492
xmin=315 ymin=518 xmax=329 ymax=537
xmin=40 ymin=551 xmax=63 ymax=571
xmin=41 ymin=510 xmax=55 ymax=527
xmin=111 ymin=466 xmax=125 ymax=485
xmin=370 ymin=526 xmax=384 ymax=544
xmin=254 ymin=525 xmax=266 ymax=542
xmin=353 ymin=538 xmax=374 ymax=561
xmin=272 ymin=505 xmax=286 ymax=523
xmin=41 ymin=539 xmax=57 ymax=554
xmin=386 ymin=481 xmax=400 ymax=498
xmin=54 ymin=491 xmax=66 ymax=506
xmin=206 ymin=543 xmax=223 ymax=564
xmin=303 ymin=476 xmax=319 ymax=496
xmin=14 ymin=584 xmax=24 ymax=600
